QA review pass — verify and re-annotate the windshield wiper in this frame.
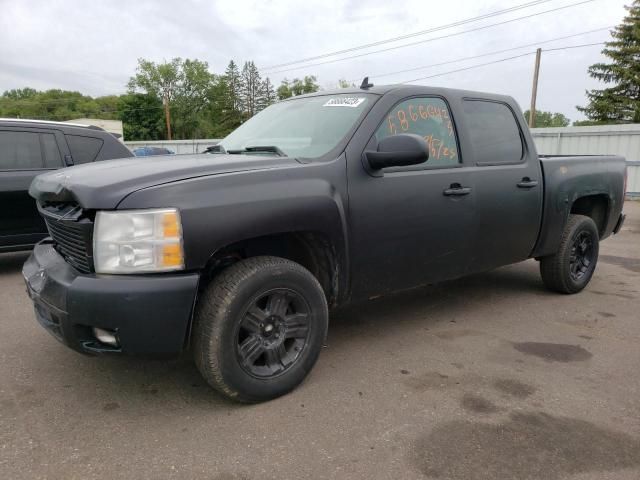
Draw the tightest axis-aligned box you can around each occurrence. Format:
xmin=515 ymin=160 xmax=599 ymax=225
xmin=226 ymin=145 xmax=288 ymax=157
xmin=203 ymin=144 xmax=226 ymax=154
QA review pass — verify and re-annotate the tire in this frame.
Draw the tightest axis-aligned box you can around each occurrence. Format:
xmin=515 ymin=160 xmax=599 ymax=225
xmin=193 ymin=256 xmax=328 ymax=403
xmin=540 ymin=214 xmax=599 ymax=294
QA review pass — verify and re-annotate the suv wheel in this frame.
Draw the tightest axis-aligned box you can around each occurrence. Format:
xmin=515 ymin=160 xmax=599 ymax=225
xmin=540 ymin=214 xmax=599 ymax=294
xmin=193 ymin=256 xmax=328 ymax=403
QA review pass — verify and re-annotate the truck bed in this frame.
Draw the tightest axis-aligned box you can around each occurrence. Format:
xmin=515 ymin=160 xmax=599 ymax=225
xmin=533 ymin=154 xmax=626 ymax=257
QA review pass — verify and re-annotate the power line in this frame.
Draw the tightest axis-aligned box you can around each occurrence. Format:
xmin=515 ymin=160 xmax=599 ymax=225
xmin=348 ymin=26 xmax=612 ymax=83
xmin=397 ymin=42 xmax=605 ymax=84
xmin=543 ymin=42 xmax=607 ymax=52
xmin=399 ymin=52 xmax=537 ymax=84
xmin=262 ymin=0 xmax=556 ymax=70
xmin=264 ymin=0 xmax=598 ymax=74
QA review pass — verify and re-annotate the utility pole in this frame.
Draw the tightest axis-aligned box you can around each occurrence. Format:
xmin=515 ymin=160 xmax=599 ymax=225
xmin=163 ymin=92 xmax=172 ymax=140
xmin=528 ymin=48 xmax=542 ymax=128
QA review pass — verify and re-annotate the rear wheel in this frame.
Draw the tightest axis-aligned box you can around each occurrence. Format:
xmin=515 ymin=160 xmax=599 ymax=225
xmin=540 ymin=214 xmax=599 ymax=294
xmin=193 ymin=256 xmax=328 ymax=403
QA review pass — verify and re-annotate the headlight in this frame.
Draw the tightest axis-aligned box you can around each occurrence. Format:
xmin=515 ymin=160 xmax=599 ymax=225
xmin=93 ymin=208 xmax=184 ymax=274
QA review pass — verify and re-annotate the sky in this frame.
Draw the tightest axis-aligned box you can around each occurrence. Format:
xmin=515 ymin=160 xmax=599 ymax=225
xmin=0 ymin=0 xmax=631 ymax=122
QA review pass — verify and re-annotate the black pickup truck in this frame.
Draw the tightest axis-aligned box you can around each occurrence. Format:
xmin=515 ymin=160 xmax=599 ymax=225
xmin=23 ymin=85 xmax=626 ymax=402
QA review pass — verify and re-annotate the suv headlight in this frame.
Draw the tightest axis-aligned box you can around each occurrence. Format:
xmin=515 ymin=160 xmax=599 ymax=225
xmin=93 ymin=208 xmax=184 ymax=274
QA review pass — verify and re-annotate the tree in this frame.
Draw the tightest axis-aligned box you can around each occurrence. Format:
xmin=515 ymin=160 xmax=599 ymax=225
xmin=209 ymin=75 xmax=242 ymax=136
xmin=276 ymin=76 xmax=320 ymax=100
xmin=118 ymin=93 xmax=165 ymax=141
xmin=0 ymin=88 xmax=113 ymax=121
xmin=224 ymin=60 xmax=244 ymax=114
xmin=577 ymin=1 xmax=640 ymax=123
xmin=277 ymin=78 xmax=293 ymax=100
xmin=258 ymin=77 xmax=276 ymax=112
xmin=1 ymin=58 xmax=319 ymax=140
xmin=172 ymin=59 xmax=216 ymax=138
xmin=522 ymin=109 xmax=570 ymax=127
xmin=240 ymin=61 xmax=262 ymax=118
xmin=2 ymin=87 xmax=38 ymax=101
xmin=338 ymin=79 xmax=355 ymax=88
xmin=128 ymin=58 xmax=182 ymax=139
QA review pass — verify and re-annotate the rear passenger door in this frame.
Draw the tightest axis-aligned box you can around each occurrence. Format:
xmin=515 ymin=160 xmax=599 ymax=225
xmin=0 ymin=128 xmax=66 ymax=249
xmin=461 ymin=99 xmax=543 ymax=272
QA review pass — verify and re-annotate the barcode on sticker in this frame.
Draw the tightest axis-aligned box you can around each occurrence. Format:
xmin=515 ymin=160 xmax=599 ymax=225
xmin=323 ymin=97 xmax=366 ymax=108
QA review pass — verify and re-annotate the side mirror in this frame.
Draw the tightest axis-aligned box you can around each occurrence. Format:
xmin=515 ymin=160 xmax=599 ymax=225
xmin=365 ymin=133 xmax=429 ymax=170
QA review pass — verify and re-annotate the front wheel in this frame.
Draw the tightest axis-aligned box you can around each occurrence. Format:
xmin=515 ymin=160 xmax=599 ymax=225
xmin=540 ymin=214 xmax=599 ymax=294
xmin=193 ymin=256 xmax=328 ymax=403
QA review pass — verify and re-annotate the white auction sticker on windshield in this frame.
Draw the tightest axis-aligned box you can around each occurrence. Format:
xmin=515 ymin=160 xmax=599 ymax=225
xmin=323 ymin=97 xmax=366 ymax=108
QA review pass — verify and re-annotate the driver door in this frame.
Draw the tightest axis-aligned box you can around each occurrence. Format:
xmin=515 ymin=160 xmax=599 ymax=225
xmin=346 ymin=96 xmax=476 ymax=299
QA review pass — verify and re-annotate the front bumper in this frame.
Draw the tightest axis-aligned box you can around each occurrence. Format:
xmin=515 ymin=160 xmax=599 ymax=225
xmin=22 ymin=241 xmax=199 ymax=355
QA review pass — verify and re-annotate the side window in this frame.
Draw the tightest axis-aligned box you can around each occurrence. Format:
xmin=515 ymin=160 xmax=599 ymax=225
xmin=41 ymin=133 xmax=63 ymax=168
xmin=462 ymin=100 xmax=524 ymax=165
xmin=375 ymin=97 xmax=459 ymax=167
xmin=65 ymin=134 xmax=104 ymax=164
xmin=0 ymin=131 xmax=43 ymax=170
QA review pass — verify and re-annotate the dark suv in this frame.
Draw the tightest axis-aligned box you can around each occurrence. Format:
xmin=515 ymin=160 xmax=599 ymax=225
xmin=0 ymin=119 xmax=133 ymax=252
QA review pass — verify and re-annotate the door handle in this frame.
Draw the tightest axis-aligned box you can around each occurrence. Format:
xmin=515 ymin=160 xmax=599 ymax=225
xmin=443 ymin=183 xmax=472 ymax=196
xmin=517 ymin=177 xmax=538 ymax=188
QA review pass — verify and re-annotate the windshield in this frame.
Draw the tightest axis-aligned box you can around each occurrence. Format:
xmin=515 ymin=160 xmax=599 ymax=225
xmin=219 ymin=94 xmax=374 ymax=159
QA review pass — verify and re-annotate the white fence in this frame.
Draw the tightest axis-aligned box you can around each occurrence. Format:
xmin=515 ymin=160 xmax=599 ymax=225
xmin=125 ymin=139 xmax=221 ymax=155
xmin=125 ymin=124 xmax=640 ymax=196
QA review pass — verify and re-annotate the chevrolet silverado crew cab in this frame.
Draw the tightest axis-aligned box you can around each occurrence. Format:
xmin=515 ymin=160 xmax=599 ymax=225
xmin=0 ymin=118 xmax=133 ymax=252
xmin=23 ymin=84 xmax=626 ymax=403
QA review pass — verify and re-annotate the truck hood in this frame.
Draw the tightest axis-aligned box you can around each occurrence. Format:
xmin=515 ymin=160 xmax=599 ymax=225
xmin=30 ymin=153 xmax=299 ymax=209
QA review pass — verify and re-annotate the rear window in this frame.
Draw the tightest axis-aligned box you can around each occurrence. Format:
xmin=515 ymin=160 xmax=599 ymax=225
xmin=41 ymin=133 xmax=63 ymax=167
xmin=0 ymin=131 xmax=43 ymax=169
xmin=66 ymin=134 xmax=104 ymax=164
xmin=462 ymin=100 xmax=523 ymax=165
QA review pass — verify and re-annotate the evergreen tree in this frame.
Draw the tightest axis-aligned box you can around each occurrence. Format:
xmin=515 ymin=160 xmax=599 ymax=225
xmin=224 ymin=60 xmax=243 ymax=113
xmin=577 ymin=1 xmax=640 ymax=123
xmin=258 ymin=77 xmax=276 ymax=112
xmin=240 ymin=61 xmax=262 ymax=118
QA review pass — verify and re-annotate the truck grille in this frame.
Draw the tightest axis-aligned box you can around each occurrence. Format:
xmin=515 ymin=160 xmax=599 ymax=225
xmin=39 ymin=203 xmax=94 ymax=274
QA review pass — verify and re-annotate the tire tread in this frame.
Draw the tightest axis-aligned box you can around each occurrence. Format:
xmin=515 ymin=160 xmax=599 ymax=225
xmin=193 ymin=256 xmax=326 ymax=402
xmin=540 ymin=214 xmax=598 ymax=294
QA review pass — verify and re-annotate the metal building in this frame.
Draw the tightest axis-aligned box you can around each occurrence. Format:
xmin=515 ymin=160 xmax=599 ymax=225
xmin=531 ymin=124 xmax=640 ymax=197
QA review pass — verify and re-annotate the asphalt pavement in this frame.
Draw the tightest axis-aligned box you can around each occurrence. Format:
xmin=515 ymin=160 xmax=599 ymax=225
xmin=1 ymin=201 xmax=639 ymax=480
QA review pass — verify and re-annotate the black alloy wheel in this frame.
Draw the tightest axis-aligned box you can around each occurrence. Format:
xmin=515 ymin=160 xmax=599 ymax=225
xmin=569 ymin=230 xmax=595 ymax=282
xmin=235 ymin=289 xmax=312 ymax=378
